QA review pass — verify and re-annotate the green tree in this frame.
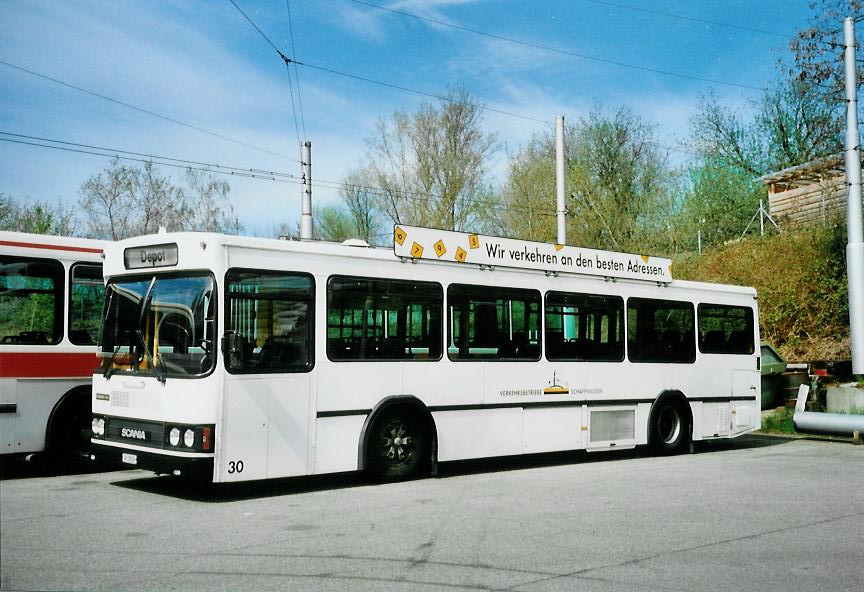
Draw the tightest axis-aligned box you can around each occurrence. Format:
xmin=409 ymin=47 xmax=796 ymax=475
xmin=676 ymin=157 xmax=766 ymax=250
xmin=314 ymin=205 xmax=356 ymax=242
xmin=496 ymin=132 xmax=566 ymax=243
xmin=0 ymin=194 xmax=77 ymax=235
xmin=499 ymin=108 xmax=676 ymax=253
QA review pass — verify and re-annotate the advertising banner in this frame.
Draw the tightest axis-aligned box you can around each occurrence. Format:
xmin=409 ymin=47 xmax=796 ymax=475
xmin=393 ymin=225 xmax=672 ymax=283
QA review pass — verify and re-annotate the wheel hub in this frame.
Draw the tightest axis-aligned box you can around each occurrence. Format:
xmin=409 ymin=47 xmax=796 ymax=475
xmin=379 ymin=421 xmax=414 ymax=465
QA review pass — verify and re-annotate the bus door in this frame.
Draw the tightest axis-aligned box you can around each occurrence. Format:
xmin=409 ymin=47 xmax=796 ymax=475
xmin=220 ymin=270 xmax=315 ymax=481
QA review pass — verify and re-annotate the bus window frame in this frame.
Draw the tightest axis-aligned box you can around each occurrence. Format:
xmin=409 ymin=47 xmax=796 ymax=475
xmin=544 ymin=291 xmax=625 ymax=362
xmin=627 ymin=297 xmax=696 ymax=364
xmin=326 ymin=274 xmax=444 ymax=363
xmin=223 ymin=267 xmax=315 ymax=375
xmin=697 ymin=303 xmax=755 ymax=355
xmin=447 ymin=283 xmax=542 ymax=362
xmin=0 ymin=254 xmax=64 ymax=346
xmin=68 ymin=262 xmax=104 ymax=346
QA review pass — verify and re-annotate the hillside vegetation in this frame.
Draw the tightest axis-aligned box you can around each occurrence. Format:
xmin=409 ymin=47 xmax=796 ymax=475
xmin=674 ymin=226 xmax=850 ymax=362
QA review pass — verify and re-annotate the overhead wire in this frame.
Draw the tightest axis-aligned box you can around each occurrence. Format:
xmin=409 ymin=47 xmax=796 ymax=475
xmin=0 ymin=136 xmax=296 ymax=183
xmin=580 ymin=0 xmax=789 ymax=39
xmin=0 ymin=131 xmax=560 ymax=217
xmin=286 ymin=0 xmax=308 ymax=139
xmin=0 ymin=131 xmax=297 ymax=180
xmin=228 ymin=0 xmax=552 ymax=125
xmin=288 ymin=58 xmax=552 ymax=124
xmin=0 ymin=59 xmax=293 ymax=162
xmin=345 ymin=0 xmax=767 ymax=92
xmin=228 ymin=0 xmax=303 ymax=148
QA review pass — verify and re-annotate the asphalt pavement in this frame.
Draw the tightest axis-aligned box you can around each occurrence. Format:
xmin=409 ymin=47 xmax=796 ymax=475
xmin=1 ymin=434 xmax=862 ymax=592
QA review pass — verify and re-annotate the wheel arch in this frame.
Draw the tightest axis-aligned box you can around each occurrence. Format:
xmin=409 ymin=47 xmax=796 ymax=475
xmin=648 ymin=390 xmax=693 ymax=443
xmin=45 ymin=384 xmax=91 ymax=452
xmin=356 ymin=395 xmax=438 ymax=472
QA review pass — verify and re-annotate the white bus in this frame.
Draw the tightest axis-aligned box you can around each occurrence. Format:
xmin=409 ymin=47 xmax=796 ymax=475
xmin=1 ymin=231 xmax=105 ymax=463
xmin=90 ymin=226 xmax=760 ymax=483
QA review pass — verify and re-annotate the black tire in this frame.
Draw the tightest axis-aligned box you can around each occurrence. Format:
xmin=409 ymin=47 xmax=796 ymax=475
xmin=649 ymin=399 xmax=690 ymax=455
xmin=367 ymin=408 xmax=428 ymax=482
xmin=46 ymin=390 xmax=91 ymax=470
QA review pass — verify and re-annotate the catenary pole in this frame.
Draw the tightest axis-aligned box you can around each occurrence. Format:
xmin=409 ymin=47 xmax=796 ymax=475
xmin=843 ymin=17 xmax=864 ymax=376
xmin=556 ymin=116 xmax=566 ymax=245
xmin=300 ymin=140 xmax=313 ymax=240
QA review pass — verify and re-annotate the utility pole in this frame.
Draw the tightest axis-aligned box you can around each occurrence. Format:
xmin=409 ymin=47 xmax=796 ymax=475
xmin=555 ymin=116 xmax=566 ymax=245
xmin=300 ymin=140 xmax=312 ymax=240
xmin=843 ymin=17 xmax=864 ymax=377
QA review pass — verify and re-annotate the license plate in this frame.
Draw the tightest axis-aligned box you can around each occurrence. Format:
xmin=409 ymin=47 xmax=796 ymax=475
xmin=121 ymin=453 xmax=138 ymax=465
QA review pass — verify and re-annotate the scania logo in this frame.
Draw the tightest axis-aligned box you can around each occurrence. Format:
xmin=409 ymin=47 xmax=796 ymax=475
xmin=120 ymin=428 xmax=147 ymax=440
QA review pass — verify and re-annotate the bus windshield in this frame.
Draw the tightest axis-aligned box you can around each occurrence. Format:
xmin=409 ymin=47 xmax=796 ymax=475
xmin=100 ymin=274 xmax=216 ymax=378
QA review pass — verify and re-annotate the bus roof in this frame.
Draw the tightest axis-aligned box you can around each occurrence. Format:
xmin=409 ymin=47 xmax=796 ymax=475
xmin=0 ymin=231 xmax=106 ymax=257
xmin=104 ymin=230 xmax=756 ymax=297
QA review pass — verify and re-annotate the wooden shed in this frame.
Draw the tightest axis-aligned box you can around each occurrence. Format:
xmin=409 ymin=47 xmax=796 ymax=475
xmin=756 ymin=154 xmax=862 ymax=229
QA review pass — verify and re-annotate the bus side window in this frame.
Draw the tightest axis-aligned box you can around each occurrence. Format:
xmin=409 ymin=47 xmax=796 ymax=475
xmin=69 ymin=263 xmax=104 ymax=345
xmin=544 ymin=292 xmax=624 ymax=362
xmin=0 ymin=255 xmax=64 ymax=345
xmin=627 ymin=298 xmax=696 ymax=364
xmin=225 ymin=269 xmax=314 ymax=373
xmin=447 ymin=284 xmax=541 ymax=361
xmin=326 ymin=276 xmax=442 ymax=362
xmin=697 ymin=304 xmax=754 ymax=355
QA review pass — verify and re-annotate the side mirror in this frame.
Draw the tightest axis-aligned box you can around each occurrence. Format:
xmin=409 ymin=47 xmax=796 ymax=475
xmin=221 ymin=331 xmax=242 ymax=369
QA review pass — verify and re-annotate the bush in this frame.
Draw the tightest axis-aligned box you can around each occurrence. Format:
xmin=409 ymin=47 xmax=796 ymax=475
xmin=674 ymin=226 xmax=850 ymax=361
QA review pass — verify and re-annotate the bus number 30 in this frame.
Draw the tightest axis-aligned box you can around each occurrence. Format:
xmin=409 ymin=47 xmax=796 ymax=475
xmin=227 ymin=460 xmax=245 ymax=474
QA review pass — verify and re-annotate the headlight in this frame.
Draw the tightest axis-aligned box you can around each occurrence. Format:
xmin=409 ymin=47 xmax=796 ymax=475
xmin=91 ymin=417 xmax=105 ymax=436
xmin=184 ymin=428 xmax=195 ymax=448
xmin=169 ymin=427 xmax=180 ymax=447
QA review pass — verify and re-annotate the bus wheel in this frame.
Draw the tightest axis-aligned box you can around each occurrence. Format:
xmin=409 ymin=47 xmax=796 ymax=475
xmin=367 ymin=409 xmax=428 ymax=482
xmin=650 ymin=400 xmax=689 ymax=455
xmin=47 ymin=392 xmax=91 ymax=469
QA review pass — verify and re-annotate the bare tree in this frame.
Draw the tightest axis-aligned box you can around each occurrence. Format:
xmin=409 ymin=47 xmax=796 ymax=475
xmin=359 ymin=88 xmax=497 ymax=232
xmin=789 ymin=0 xmax=863 ymax=99
xmin=77 ymin=159 xmax=139 ymax=240
xmin=77 ymin=159 xmax=237 ymax=239
xmin=182 ymin=169 xmax=239 ymax=233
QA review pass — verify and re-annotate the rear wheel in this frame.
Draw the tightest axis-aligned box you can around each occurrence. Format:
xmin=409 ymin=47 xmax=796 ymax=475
xmin=367 ymin=408 xmax=428 ymax=482
xmin=650 ymin=400 xmax=690 ymax=455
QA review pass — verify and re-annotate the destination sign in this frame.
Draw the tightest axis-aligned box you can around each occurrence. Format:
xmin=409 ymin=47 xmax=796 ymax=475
xmin=393 ymin=225 xmax=673 ymax=283
xmin=124 ymin=243 xmax=179 ymax=270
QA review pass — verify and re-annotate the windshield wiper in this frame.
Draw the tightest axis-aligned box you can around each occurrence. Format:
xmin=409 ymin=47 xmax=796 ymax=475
xmin=135 ymin=329 xmax=166 ymax=384
xmin=103 ymin=343 xmax=124 ymax=379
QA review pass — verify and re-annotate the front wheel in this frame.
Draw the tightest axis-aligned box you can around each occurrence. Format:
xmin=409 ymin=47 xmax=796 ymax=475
xmin=650 ymin=400 xmax=690 ymax=455
xmin=367 ymin=409 xmax=428 ymax=482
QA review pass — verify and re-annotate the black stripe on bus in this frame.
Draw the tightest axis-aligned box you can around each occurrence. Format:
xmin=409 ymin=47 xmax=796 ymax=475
xmin=0 ymin=404 xmax=17 ymax=413
xmin=316 ymin=396 xmax=757 ymax=419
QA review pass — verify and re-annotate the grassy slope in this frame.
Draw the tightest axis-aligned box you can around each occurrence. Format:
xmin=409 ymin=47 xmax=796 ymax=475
xmin=673 ymin=226 xmax=850 ymax=362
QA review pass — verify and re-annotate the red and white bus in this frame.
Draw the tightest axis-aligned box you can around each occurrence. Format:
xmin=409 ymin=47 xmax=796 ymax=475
xmin=1 ymin=231 xmax=106 ymax=464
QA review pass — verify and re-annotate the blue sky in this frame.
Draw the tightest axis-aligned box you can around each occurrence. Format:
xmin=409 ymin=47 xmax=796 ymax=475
xmin=0 ymin=0 xmax=819 ymax=236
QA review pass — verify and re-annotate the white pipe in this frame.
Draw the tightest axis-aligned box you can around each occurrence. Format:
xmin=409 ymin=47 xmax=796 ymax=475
xmin=792 ymin=384 xmax=864 ymax=436
xmin=794 ymin=411 xmax=864 ymax=435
